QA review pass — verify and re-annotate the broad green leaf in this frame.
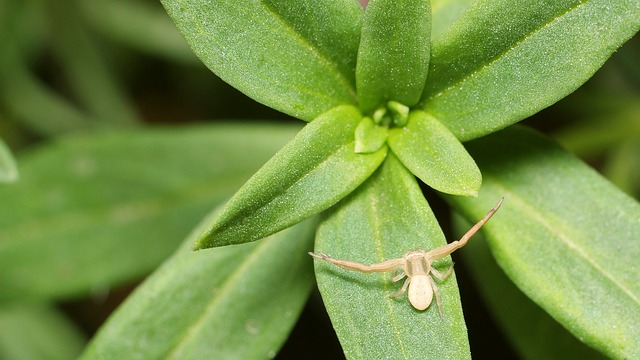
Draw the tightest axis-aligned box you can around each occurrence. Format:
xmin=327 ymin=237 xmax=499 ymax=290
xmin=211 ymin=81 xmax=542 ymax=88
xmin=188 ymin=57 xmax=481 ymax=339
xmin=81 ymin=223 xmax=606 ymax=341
xmin=356 ymin=0 xmax=430 ymax=113
xmin=81 ymin=214 xmax=316 ymax=359
xmin=314 ymin=153 xmax=470 ymax=359
xmin=423 ymin=0 xmax=640 ymax=141
xmin=0 ymin=304 xmax=85 ymax=360
xmin=161 ymin=0 xmax=362 ymax=121
xmin=0 ymin=123 xmax=299 ymax=301
xmin=452 ymin=214 xmax=607 ymax=360
xmin=449 ymin=126 xmax=640 ymax=359
xmin=0 ymin=139 xmax=18 ymax=183
xmin=431 ymin=0 xmax=474 ymax=39
xmin=196 ymin=106 xmax=387 ymax=249
xmin=388 ymin=111 xmax=480 ymax=196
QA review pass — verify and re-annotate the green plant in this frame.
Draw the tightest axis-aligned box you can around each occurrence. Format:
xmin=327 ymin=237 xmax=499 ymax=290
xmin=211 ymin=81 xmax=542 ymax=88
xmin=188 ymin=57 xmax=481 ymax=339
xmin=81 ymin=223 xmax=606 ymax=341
xmin=1 ymin=0 xmax=639 ymax=359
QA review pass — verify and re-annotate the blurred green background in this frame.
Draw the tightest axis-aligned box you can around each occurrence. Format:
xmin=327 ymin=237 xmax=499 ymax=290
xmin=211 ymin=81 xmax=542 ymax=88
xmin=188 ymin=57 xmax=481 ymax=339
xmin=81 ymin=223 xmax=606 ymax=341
xmin=0 ymin=0 xmax=638 ymax=358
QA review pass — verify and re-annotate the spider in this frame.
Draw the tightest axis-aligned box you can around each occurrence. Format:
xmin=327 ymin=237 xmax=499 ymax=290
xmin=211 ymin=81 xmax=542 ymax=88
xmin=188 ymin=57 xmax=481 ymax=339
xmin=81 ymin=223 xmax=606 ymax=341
xmin=310 ymin=198 xmax=503 ymax=314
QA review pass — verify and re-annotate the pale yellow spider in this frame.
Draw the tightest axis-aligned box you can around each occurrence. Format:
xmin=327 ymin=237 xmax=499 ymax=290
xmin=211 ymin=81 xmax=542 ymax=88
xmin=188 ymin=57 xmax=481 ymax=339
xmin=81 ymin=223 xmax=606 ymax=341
xmin=310 ymin=198 xmax=503 ymax=313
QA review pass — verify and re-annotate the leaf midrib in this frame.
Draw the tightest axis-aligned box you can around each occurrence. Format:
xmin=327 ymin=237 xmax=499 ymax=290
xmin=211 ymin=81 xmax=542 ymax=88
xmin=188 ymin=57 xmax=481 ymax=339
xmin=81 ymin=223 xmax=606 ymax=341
xmin=261 ymin=1 xmax=357 ymax=103
xmin=0 ymin=173 xmax=249 ymax=246
xmin=370 ymin=180 xmax=411 ymax=359
xmin=488 ymin=182 xmax=640 ymax=307
xmin=164 ymin=236 xmax=274 ymax=359
xmin=425 ymin=0 xmax=588 ymax=102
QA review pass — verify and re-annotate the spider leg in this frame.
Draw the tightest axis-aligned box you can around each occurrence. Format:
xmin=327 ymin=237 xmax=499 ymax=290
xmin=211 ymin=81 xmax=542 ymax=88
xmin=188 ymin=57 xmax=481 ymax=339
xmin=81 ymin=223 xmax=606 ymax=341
xmin=309 ymin=252 xmax=403 ymax=273
xmin=427 ymin=197 xmax=503 ymax=261
xmin=429 ymin=277 xmax=444 ymax=319
xmin=390 ymin=277 xmax=411 ymax=298
xmin=430 ymin=263 xmax=454 ymax=281
xmin=392 ymin=269 xmax=407 ymax=282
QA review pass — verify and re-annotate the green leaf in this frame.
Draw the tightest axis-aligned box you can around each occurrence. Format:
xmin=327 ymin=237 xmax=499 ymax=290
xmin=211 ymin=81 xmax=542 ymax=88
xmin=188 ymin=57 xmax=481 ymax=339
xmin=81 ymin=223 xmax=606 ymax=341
xmin=452 ymin=214 xmax=607 ymax=360
xmin=161 ymin=0 xmax=362 ymax=121
xmin=356 ymin=0 xmax=431 ymax=113
xmin=0 ymin=305 xmax=85 ymax=360
xmin=0 ymin=123 xmax=299 ymax=301
xmin=423 ymin=0 xmax=640 ymax=141
xmin=196 ymin=106 xmax=387 ymax=249
xmin=314 ymin=153 xmax=470 ymax=359
xmin=0 ymin=139 xmax=18 ymax=183
xmin=450 ymin=126 xmax=640 ymax=359
xmin=354 ymin=116 xmax=388 ymax=154
xmin=81 ymin=214 xmax=316 ymax=359
xmin=388 ymin=110 xmax=481 ymax=196
xmin=431 ymin=0 xmax=474 ymax=39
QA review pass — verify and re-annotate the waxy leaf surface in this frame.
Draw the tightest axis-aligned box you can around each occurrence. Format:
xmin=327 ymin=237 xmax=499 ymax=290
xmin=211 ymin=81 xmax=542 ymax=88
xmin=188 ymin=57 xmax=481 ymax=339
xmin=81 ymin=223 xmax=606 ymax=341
xmin=82 ymin=215 xmax=316 ymax=359
xmin=161 ymin=0 xmax=362 ymax=121
xmin=450 ymin=126 xmax=640 ymax=359
xmin=356 ymin=0 xmax=430 ymax=113
xmin=388 ymin=111 xmax=481 ymax=196
xmin=423 ymin=0 xmax=640 ymax=140
xmin=196 ymin=106 xmax=387 ymax=249
xmin=453 ymin=216 xmax=606 ymax=360
xmin=315 ymin=153 xmax=470 ymax=360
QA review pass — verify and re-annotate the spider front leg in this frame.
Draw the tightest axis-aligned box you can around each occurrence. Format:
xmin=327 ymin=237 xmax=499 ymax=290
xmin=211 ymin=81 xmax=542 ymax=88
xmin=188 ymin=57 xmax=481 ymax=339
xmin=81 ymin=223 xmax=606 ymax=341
xmin=308 ymin=252 xmax=404 ymax=273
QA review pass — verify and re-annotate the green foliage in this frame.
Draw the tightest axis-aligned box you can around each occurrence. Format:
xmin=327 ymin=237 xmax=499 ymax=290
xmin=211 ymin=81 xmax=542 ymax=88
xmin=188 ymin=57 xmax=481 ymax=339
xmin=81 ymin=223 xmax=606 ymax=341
xmin=1 ymin=0 xmax=639 ymax=358
xmin=161 ymin=0 xmax=362 ymax=121
xmin=450 ymin=126 xmax=640 ymax=359
xmin=194 ymin=106 xmax=387 ymax=249
xmin=453 ymin=214 xmax=607 ymax=360
xmin=81 ymin=216 xmax=316 ymax=359
xmin=388 ymin=111 xmax=480 ymax=196
xmin=315 ymin=153 xmax=470 ymax=359
xmin=356 ymin=0 xmax=431 ymax=113
xmin=0 ymin=124 xmax=299 ymax=302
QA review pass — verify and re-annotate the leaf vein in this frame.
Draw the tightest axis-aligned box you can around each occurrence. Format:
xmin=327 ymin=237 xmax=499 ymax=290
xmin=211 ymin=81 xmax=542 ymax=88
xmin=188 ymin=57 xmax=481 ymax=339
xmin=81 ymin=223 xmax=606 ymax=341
xmin=427 ymin=0 xmax=588 ymax=102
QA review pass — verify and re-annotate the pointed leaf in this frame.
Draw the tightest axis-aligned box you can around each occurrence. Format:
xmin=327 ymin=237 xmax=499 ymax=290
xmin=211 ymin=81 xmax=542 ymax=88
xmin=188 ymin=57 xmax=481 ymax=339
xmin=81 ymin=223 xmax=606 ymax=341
xmin=0 ymin=123 xmax=298 ymax=301
xmin=81 ymin=214 xmax=316 ymax=359
xmin=453 ymin=215 xmax=607 ymax=359
xmin=450 ymin=126 xmax=640 ymax=359
xmin=388 ymin=110 xmax=481 ymax=196
xmin=196 ymin=106 xmax=387 ymax=249
xmin=423 ymin=0 xmax=640 ymax=141
xmin=356 ymin=0 xmax=431 ymax=113
xmin=0 ymin=139 xmax=18 ymax=183
xmin=161 ymin=0 xmax=362 ymax=121
xmin=314 ymin=153 xmax=470 ymax=359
